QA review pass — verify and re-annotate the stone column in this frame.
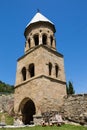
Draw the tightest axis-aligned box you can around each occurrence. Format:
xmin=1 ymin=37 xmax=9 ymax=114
xmin=26 ymin=65 xmax=29 ymax=79
xmin=52 ymin=38 xmax=56 ymax=49
xmin=47 ymin=35 xmax=51 ymax=46
xmin=39 ymin=33 xmax=42 ymax=45
xmin=31 ymin=37 xmax=35 ymax=48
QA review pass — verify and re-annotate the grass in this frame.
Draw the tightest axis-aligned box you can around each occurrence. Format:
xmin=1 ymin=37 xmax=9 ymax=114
xmin=0 ymin=112 xmax=14 ymax=125
xmin=0 ymin=113 xmax=86 ymax=130
xmin=0 ymin=124 xmax=87 ymax=130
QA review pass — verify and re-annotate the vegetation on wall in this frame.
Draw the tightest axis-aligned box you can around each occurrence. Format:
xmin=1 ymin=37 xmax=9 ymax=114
xmin=0 ymin=112 xmax=14 ymax=125
xmin=0 ymin=80 xmax=14 ymax=94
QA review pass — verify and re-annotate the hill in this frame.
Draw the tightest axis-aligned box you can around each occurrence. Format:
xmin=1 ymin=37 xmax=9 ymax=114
xmin=0 ymin=80 xmax=14 ymax=94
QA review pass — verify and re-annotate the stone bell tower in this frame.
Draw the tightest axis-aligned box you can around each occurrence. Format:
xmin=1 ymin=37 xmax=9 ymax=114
xmin=14 ymin=12 xmax=66 ymax=125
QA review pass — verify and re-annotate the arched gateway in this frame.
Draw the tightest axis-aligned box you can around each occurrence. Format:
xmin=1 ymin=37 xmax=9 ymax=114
xmin=14 ymin=12 xmax=66 ymax=125
xmin=18 ymin=98 xmax=36 ymax=125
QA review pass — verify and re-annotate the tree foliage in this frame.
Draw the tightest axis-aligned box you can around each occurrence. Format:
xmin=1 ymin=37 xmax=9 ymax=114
xmin=0 ymin=80 xmax=14 ymax=94
xmin=66 ymin=81 xmax=75 ymax=95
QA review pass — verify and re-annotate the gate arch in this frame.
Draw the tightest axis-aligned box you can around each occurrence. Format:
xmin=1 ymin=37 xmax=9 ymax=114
xmin=18 ymin=98 xmax=36 ymax=125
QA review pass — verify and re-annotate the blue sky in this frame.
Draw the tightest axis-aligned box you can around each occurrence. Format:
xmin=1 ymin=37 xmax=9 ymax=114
xmin=0 ymin=0 xmax=87 ymax=94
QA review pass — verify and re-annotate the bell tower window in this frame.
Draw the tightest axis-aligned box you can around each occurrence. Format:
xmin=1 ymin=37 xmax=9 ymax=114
xmin=42 ymin=34 xmax=47 ymax=45
xmin=22 ymin=67 xmax=26 ymax=81
xmin=48 ymin=62 xmax=52 ymax=76
xmin=29 ymin=63 xmax=35 ymax=77
xmin=28 ymin=38 xmax=31 ymax=48
xmin=50 ymin=36 xmax=53 ymax=47
xmin=34 ymin=35 xmax=39 ymax=46
xmin=55 ymin=64 xmax=59 ymax=78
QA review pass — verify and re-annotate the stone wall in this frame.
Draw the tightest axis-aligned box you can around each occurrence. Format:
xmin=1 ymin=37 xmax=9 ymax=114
xmin=61 ymin=94 xmax=87 ymax=125
xmin=0 ymin=93 xmax=87 ymax=125
xmin=0 ymin=94 xmax=14 ymax=115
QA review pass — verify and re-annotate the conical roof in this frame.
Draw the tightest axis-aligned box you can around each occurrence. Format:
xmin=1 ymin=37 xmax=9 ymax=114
xmin=24 ymin=12 xmax=56 ymax=36
xmin=26 ymin=12 xmax=54 ymax=27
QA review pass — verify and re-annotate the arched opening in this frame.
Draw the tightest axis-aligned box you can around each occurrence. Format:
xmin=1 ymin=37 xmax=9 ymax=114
xmin=22 ymin=67 xmax=26 ymax=81
xmin=50 ymin=36 xmax=53 ymax=47
xmin=29 ymin=63 xmax=35 ymax=77
xmin=34 ymin=34 xmax=39 ymax=46
xmin=19 ymin=98 xmax=36 ymax=125
xmin=42 ymin=34 xmax=47 ymax=45
xmin=55 ymin=64 xmax=59 ymax=78
xmin=48 ymin=62 xmax=52 ymax=76
xmin=28 ymin=38 xmax=31 ymax=48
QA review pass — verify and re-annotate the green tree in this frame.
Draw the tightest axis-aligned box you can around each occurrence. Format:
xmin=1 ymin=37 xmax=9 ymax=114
xmin=0 ymin=80 xmax=14 ymax=94
xmin=66 ymin=83 xmax=69 ymax=95
xmin=66 ymin=81 xmax=75 ymax=95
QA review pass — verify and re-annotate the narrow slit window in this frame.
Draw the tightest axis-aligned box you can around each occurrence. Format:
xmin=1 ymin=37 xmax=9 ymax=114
xmin=42 ymin=34 xmax=47 ymax=45
xmin=29 ymin=63 xmax=35 ymax=77
xmin=28 ymin=38 xmax=31 ymax=48
xmin=49 ymin=62 xmax=52 ymax=76
xmin=34 ymin=35 xmax=39 ymax=46
xmin=50 ymin=36 xmax=53 ymax=47
xmin=22 ymin=67 xmax=26 ymax=81
xmin=55 ymin=64 xmax=59 ymax=78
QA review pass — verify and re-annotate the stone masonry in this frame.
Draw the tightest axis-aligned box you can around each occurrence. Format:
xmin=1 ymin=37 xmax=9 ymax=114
xmin=14 ymin=45 xmax=66 ymax=121
xmin=0 ymin=94 xmax=14 ymax=114
xmin=14 ymin=12 xmax=66 ymax=124
xmin=61 ymin=94 xmax=87 ymax=125
xmin=0 ymin=94 xmax=87 ymax=125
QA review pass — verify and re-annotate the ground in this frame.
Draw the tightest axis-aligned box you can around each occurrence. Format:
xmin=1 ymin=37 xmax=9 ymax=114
xmin=0 ymin=124 xmax=87 ymax=130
